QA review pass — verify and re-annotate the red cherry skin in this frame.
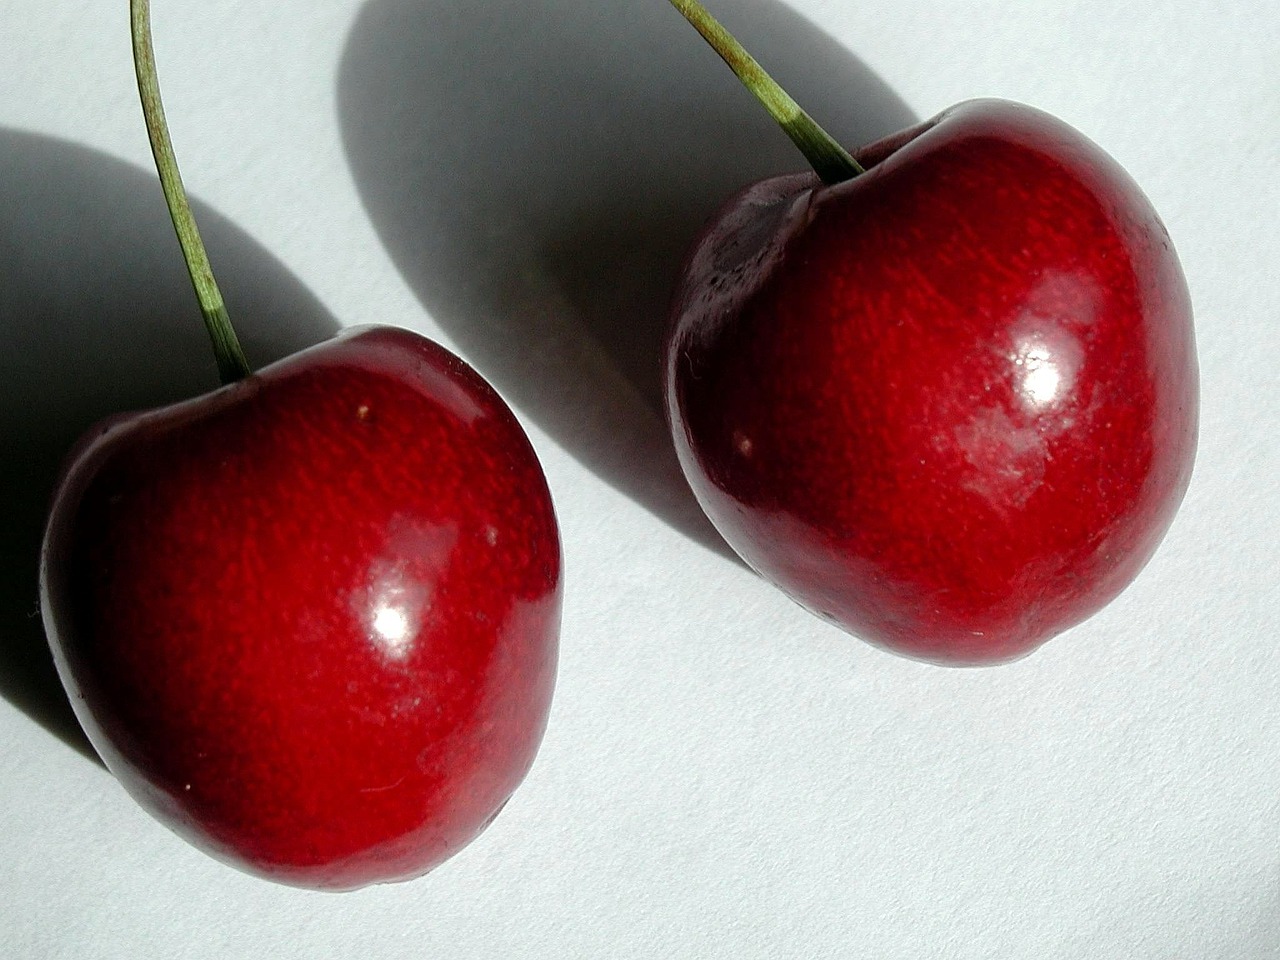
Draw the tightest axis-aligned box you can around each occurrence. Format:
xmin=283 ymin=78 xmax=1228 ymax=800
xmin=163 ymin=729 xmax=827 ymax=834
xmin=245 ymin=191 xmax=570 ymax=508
xmin=665 ymin=99 xmax=1198 ymax=665
xmin=40 ymin=326 xmax=561 ymax=889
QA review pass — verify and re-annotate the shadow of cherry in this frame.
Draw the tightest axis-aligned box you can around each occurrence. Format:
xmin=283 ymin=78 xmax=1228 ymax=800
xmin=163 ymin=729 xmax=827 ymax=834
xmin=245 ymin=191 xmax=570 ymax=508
xmin=0 ymin=128 xmax=341 ymax=763
xmin=337 ymin=0 xmax=916 ymax=558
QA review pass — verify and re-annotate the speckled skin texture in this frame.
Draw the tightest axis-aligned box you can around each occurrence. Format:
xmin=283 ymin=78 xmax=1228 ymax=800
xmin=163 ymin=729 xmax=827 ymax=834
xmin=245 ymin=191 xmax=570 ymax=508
xmin=665 ymin=99 xmax=1197 ymax=664
xmin=40 ymin=326 xmax=561 ymax=889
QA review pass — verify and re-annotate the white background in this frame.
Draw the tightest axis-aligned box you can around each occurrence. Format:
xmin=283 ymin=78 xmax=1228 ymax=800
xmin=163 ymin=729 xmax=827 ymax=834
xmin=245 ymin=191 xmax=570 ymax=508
xmin=2 ymin=1 xmax=1278 ymax=957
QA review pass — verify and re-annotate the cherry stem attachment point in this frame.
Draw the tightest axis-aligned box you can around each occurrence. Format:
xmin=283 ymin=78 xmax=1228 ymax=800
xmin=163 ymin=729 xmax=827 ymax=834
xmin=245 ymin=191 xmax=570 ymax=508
xmin=131 ymin=0 xmax=251 ymax=384
xmin=666 ymin=0 xmax=864 ymax=185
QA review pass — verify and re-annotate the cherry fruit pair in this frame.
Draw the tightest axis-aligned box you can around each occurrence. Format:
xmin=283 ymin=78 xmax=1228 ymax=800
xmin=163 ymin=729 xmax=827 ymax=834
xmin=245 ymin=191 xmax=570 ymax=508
xmin=39 ymin=0 xmax=1196 ymax=889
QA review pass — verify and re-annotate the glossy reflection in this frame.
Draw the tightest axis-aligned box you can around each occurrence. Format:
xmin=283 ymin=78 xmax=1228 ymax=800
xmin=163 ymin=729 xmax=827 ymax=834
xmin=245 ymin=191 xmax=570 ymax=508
xmin=357 ymin=519 xmax=459 ymax=661
xmin=1009 ymin=271 xmax=1092 ymax=417
xmin=1013 ymin=335 xmax=1064 ymax=407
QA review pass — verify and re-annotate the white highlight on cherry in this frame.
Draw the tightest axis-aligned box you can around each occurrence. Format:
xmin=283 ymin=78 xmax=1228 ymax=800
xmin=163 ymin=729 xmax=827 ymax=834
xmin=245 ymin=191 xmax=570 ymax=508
xmin=1014 ymin=339 xmax=1064 ymax=407
xmin=372 ymin=603 xmax=412 ymax=647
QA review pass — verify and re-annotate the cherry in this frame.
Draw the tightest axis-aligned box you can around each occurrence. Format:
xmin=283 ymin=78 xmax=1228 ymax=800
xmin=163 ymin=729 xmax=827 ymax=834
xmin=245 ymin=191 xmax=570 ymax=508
xmin=662 ymin=1 xmax=1197 ymax=664
xmin=37 ymin=0 xmax=560 ymax=888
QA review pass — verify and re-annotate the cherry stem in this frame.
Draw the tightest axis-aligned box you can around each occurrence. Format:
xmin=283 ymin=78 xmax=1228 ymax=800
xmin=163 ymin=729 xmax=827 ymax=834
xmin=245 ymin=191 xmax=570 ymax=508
xmin=666 ymin=0 xmax=864 ymax=185
xmin=131 ymin=0 xmax=251 ymax=384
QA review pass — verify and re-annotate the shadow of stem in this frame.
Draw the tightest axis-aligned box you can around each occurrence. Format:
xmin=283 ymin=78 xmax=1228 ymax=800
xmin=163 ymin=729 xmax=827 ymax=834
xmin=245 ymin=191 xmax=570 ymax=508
xmin=338 ymin=0 xmax=917 ymax=559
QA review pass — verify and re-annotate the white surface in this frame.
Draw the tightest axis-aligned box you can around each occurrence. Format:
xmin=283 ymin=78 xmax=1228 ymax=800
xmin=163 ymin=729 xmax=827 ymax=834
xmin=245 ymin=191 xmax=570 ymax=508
xmin=2 ymin=1 xmax=1278 ymax=957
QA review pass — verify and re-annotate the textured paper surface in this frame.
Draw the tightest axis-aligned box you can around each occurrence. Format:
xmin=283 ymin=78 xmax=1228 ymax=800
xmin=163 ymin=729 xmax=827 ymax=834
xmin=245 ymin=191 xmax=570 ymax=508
xmin=2 ymin=1 xmax=1277 ymax=957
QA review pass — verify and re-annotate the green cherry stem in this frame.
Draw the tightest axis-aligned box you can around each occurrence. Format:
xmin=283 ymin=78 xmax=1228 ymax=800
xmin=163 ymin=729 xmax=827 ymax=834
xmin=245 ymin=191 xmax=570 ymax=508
xmin=131 ymin=0 xmax=251 ymax=384
xmin=666 ymin=0 xmax=864 ymax=185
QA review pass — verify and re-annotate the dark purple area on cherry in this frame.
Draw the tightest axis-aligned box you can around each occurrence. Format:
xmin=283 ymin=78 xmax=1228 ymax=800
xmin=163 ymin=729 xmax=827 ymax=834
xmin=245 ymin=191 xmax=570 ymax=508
xmin=0 ymin=130 xmax=341 ymax=761
xmin=337 ymin=0 xmax=916 ymax=559
xmin=665 ymin=101 xmax=1198 ymax=663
